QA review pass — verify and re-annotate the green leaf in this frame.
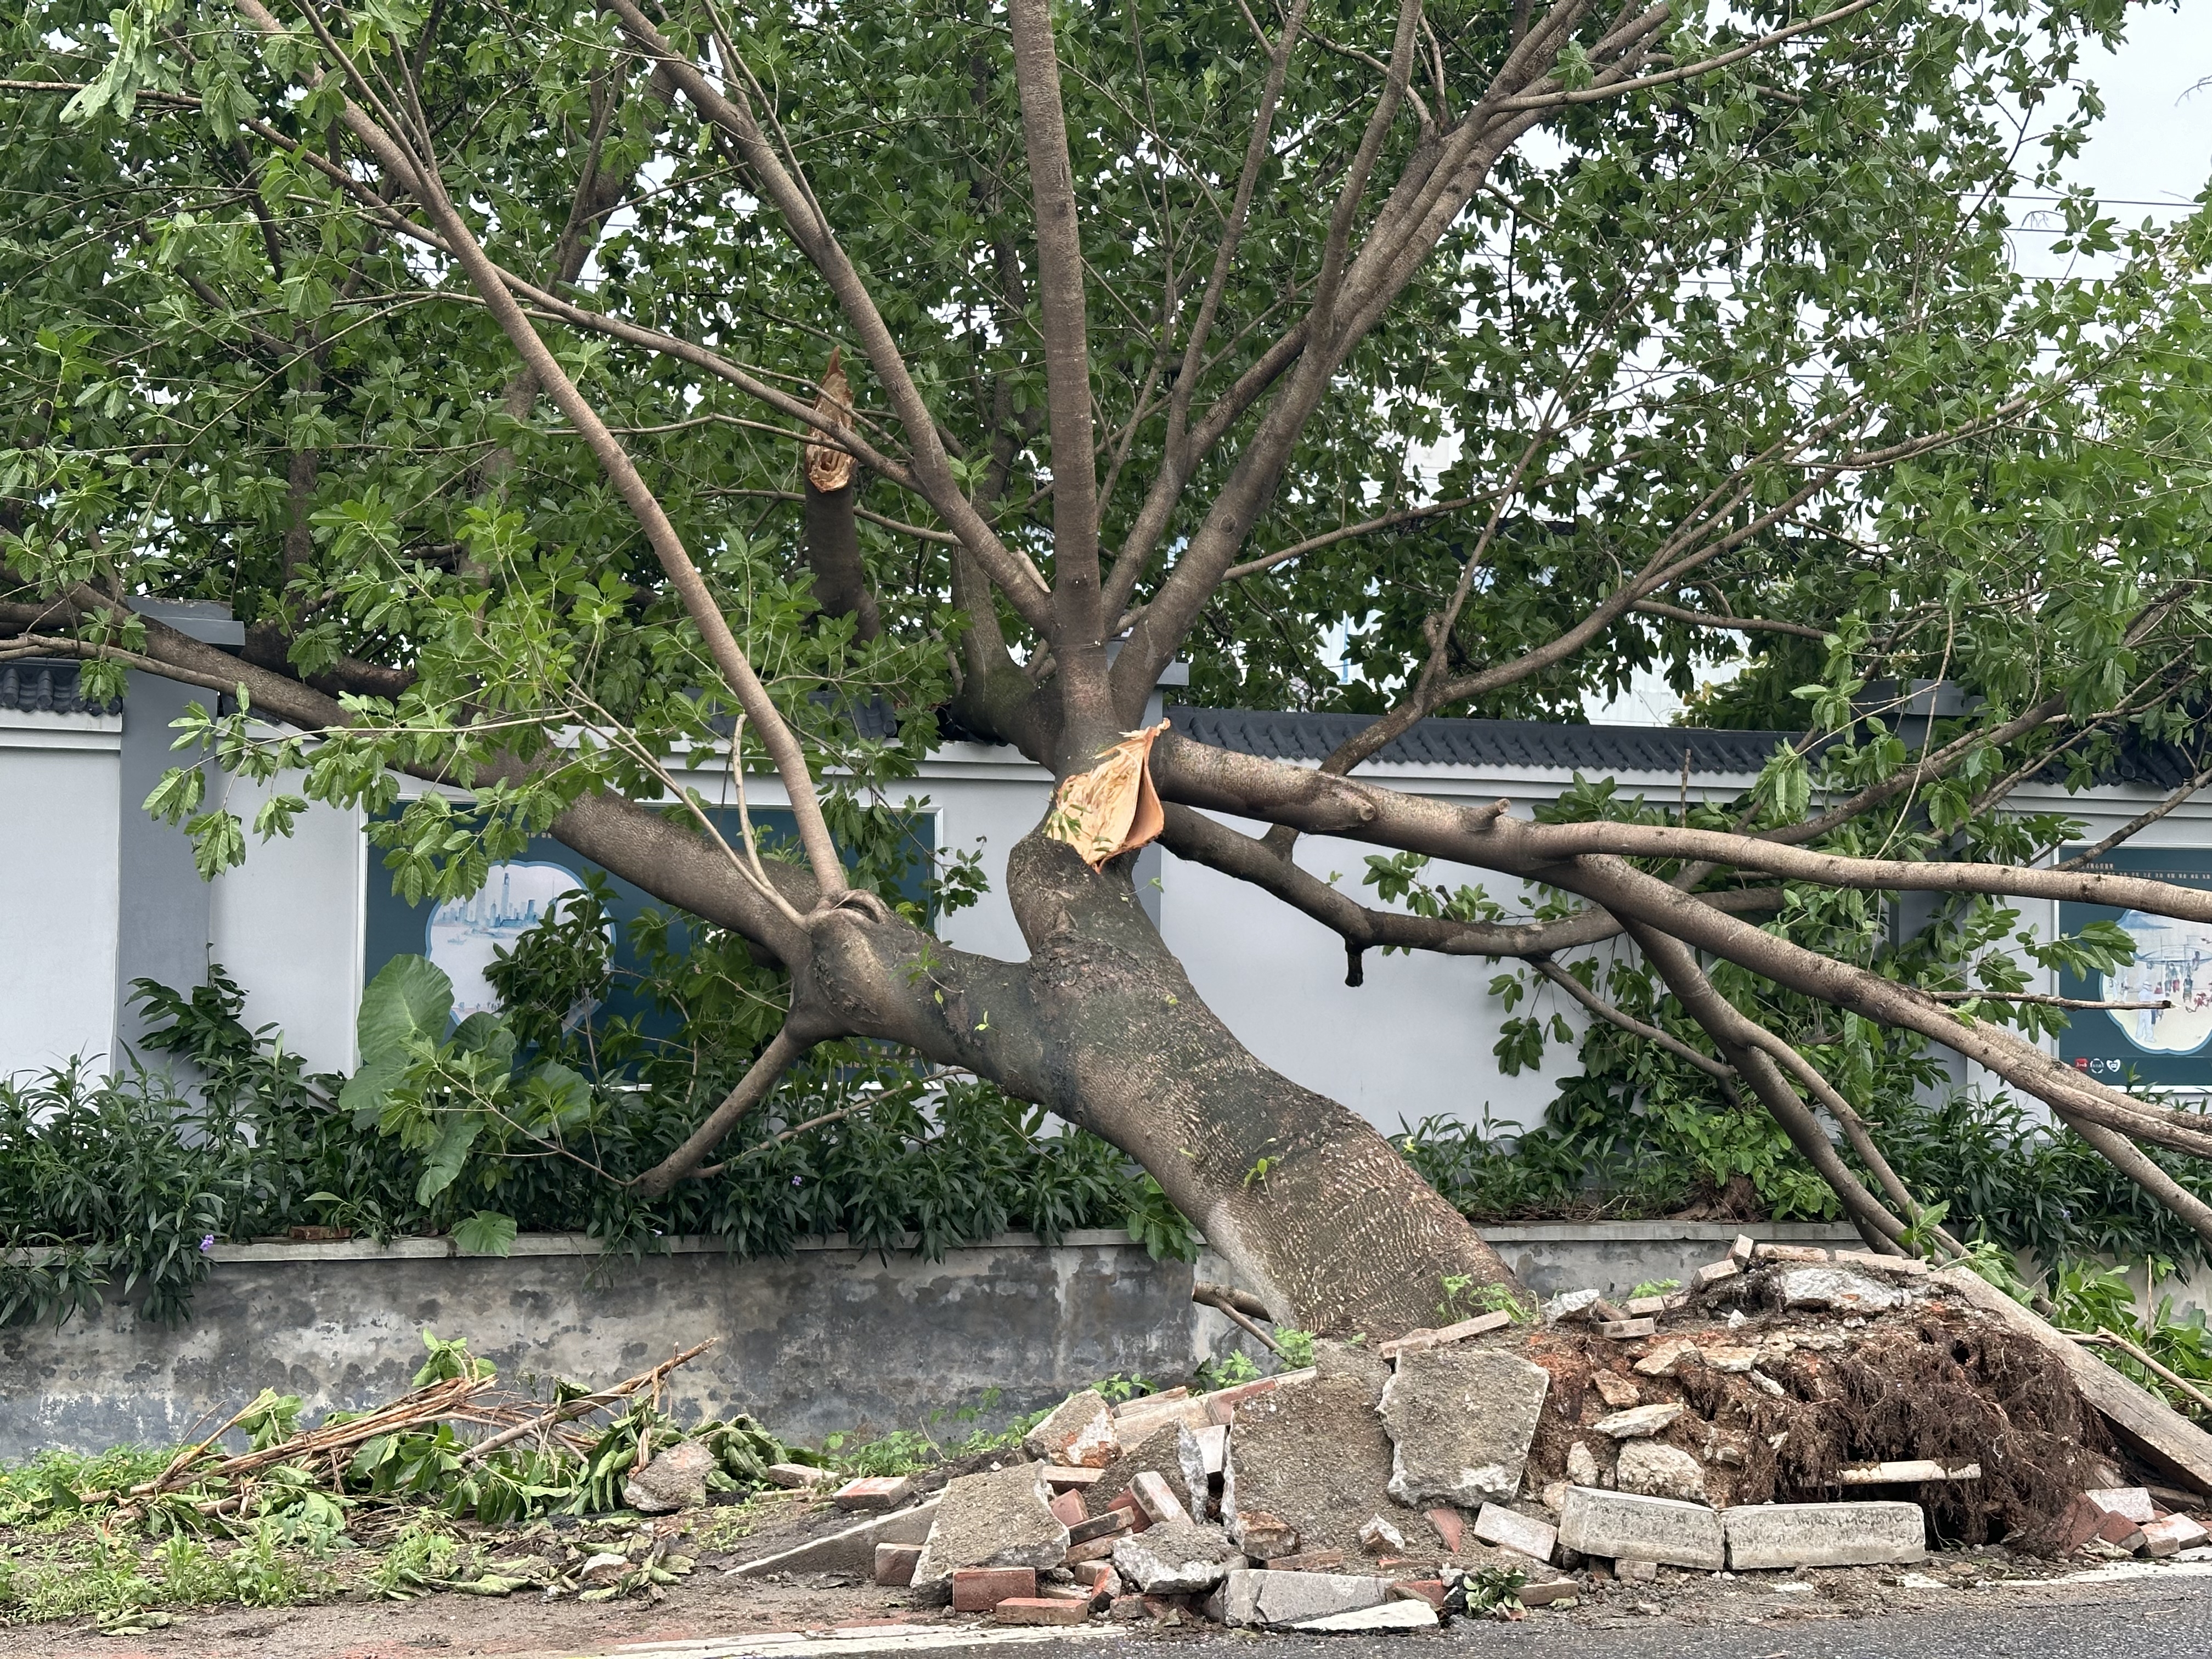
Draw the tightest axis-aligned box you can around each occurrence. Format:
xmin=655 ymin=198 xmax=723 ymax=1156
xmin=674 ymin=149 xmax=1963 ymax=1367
xmin=357 ymin=954 xmax=454 ymax=1065
xmin=414 ymin=1111 xmax=484 ymax=1205
xmin=451 ymin=1211 xmax=517 ymax=1256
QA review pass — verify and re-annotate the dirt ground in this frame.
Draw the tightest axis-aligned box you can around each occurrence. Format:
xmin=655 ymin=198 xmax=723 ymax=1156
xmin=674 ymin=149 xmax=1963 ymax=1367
xmin=0 ymin=1520 xmax=2189 ymax=1659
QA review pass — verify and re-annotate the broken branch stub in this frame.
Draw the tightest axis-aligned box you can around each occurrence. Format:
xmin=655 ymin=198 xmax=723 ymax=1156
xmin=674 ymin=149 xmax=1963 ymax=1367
xmin=1046 ymin=721 xmax=1169 ymax=870
xmin=805 ymin=348 xmax=856 ymax=492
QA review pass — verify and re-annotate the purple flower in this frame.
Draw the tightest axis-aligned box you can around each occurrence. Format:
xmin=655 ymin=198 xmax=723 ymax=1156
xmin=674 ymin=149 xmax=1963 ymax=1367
xmin=792 ymin=1176 xmax=803 ymax=1187
xmin=199 ymin=1234 xmax=215 ymax=1252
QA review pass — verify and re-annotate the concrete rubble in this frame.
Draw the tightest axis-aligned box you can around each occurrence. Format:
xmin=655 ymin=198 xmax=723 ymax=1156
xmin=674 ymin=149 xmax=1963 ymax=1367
xmin=886 ymin=1238 xmax=2212 ymax=1634
xmin=620 ymin=1439 xmax=716 ymax=1514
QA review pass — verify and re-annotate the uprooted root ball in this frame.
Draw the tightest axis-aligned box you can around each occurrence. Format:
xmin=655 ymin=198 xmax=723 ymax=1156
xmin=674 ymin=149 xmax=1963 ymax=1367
xmin=1526 ymin=1318 xmax=2109 ymax=1550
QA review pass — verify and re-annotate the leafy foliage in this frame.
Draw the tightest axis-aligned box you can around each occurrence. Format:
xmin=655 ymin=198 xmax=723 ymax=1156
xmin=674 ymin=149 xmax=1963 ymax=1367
xmin=0 ymin=947 xmax=1196 ymax=1327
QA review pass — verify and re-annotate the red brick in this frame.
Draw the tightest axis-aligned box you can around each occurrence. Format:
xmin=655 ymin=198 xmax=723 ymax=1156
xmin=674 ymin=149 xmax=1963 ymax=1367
xmin=994 ymin=1598 xmax=1091 ymax=1626
xmin=873 ymin=1543 xmax=921 ymax=1587
xmin=1049 ymin=1489 xmax=1087 ymax=1527
xmin=1203 ymin=1377 xmax=1279 ymax=1425
xmin=1389 ymin=1579 xmax=1449 ymax=1608
xmin=2059 ymin=1495 xmax=2108 ymax=1553
xmin=951 ymin=1567 xmax=1037 ymax=1611
xmin=1426 ymin=1506 xmax=1464 ymax=1554
xmin=1065 ymin=1535 xmax=1121 ymax=1564
xmin=2094 ymin=1510 xmax=2146 ymax=1551
xmin=1107 ymin=1492 xmax=1153 ymax=1532
xmin=833 ymin=1475 xmax=915 ymax=1510
xmin=1071 ymin=1560 xmax=1117 ymax=1589
xmin=1131 ymin=1470 xmax=1188 ymax=1524
xmin=1068 ymin=1509 xmax=1131 ymax=1545
xmin=1270 ymin=1548 xmax=1347 ymax=1572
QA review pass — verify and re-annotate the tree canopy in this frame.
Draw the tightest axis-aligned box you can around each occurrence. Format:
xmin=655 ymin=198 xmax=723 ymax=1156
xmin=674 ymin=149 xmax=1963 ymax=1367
xmin=9 ymin=0 xmax=2212 ymax=1333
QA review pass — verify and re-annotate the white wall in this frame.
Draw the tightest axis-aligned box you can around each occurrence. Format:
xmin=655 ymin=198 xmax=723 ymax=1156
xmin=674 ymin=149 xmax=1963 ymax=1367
xmin=0 ymin=719 xmax=123 ymax=1076
xmin=208 ymin=774 xmax=364 ymax=1076
xmin=1160 ymin=809 xmax=1592 ymax=1136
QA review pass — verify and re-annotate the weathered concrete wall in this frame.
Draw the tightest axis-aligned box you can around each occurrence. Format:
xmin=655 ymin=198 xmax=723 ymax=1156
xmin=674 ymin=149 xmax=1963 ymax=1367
xmin=1479 ymin=1220 xmax=1861 ymax=1300
xmin=2 ymin=1220 xmax=1871 ymax=1463
xmin=0 ymin=1231 xmax=1198 ymax=1462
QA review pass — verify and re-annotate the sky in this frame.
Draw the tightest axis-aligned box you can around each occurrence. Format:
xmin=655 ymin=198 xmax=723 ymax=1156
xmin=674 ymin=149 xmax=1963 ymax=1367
xmin=1583 ymin=2 xmax=2212 ymax=725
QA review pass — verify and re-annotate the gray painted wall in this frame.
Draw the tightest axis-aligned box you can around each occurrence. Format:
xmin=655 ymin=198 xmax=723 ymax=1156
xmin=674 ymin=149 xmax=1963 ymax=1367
xmin=0 ymin=1231 xmax=1199 ymax=1461
xmin=1 ymin=1223 xmax=1861 ymax=1463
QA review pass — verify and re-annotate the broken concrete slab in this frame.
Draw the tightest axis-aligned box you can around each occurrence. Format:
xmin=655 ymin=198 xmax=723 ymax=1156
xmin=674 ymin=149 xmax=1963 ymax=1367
xmin=1544 ymin=1288 xmax=1601 ymax=1324
xmin=1558 ymin=1487 xmax=1725 ymax=1570
xmin=1357 ymin=1514 xmax=1404 ymax=1554
xmin=1379 ymin=1341 xmax=1550 ymax=1508
xmin=1773 ymin=1267 xmax=1908 ymax=1313
xmin=1593 ymin=1402 xmax=1684 ymax=1439
xmin=909 ymin=1466 xmax=1068 ymax=1599
xmin=1023 ymin=1390 xmax=1119 ymax=1469
xmin=1591 ymin=1372 xmax=1640 ymax=1408
xmin=1471 ymin=1502 xmax=1556 ymax=1562
xmin=623 ymin=1440 xmax=715 ymax=1513
xmin=1110 ymin=1520 xmax=1243 ymax=1594
xmin=1566 ymin=1441 xmax=1601 ymax=1487
xmin=1225 ymin=1365 xmax=1436 ymax=1557
xmin=1211 ymin=1568 xmax=1393 ymax=1627
xmin=1615 ymin=1442 xmax=1707 ymax=1505
xmin=1295 ymin=1599 xmax=1439 ymax=1631
xmin=1933 ymin=1267 xmax=2212 ymax=1496
xmin=1724 ymin=1502 xmax=1926 ymax=1568
xmin=730 ymin=1498 xmax=941 ymax=1577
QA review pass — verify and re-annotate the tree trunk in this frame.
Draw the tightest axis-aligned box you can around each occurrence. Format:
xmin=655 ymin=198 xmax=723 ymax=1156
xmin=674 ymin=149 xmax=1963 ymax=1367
xmin=995 ymin=830 xmax=1521 ymax=1335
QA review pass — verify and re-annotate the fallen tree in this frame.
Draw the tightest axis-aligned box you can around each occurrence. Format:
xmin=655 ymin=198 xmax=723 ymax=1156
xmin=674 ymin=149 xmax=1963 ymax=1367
xmin=8 ymin=0 xmax=2212 ymax=1334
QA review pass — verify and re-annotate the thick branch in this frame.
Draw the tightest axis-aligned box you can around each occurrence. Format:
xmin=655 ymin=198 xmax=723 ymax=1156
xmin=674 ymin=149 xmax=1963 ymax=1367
xmin=1626 ymin=921 xmax=1906 ymax=1254
xmin=630 ymin=1025 xmax=814 ymax=1199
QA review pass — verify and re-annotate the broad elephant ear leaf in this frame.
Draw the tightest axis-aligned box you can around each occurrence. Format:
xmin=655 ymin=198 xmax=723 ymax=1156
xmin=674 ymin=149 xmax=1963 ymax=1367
xmin=357 ymin=954 xmax=454 ymax=1063
xmin=341 ymin=954 xmax=455 ymax=1124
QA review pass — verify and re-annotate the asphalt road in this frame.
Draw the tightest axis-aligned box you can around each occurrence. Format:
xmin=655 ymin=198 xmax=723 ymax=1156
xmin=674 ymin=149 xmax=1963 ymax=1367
xmin=1172 ymin=1575 xmax=2212 ymax=1659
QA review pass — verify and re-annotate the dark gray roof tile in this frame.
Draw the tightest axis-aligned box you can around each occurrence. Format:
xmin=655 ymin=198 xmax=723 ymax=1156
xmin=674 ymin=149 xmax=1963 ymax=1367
xmin=1165 ymin=707 xmax=1796 ymax=776
xmin=0 ymin=658 xmax=120 ymax=716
